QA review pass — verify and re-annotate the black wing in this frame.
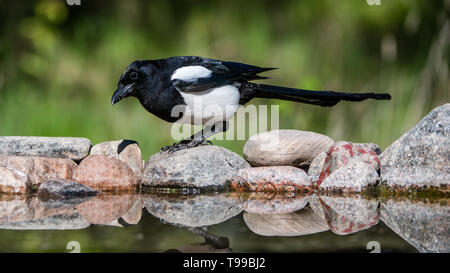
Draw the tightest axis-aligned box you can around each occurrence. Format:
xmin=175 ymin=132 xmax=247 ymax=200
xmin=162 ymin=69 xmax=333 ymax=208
xmin=171 ymin=60 xmax=276 ymax=93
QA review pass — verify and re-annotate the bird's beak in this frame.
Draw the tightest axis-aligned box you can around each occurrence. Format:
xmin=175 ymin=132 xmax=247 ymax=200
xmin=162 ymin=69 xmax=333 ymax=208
xmin=111 ymin=83 xmax=135 ymax=105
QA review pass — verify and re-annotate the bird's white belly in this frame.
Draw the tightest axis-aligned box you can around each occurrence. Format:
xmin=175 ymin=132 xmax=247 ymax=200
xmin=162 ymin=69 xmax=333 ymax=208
xmin=176 ymin=85 xmax=240 ymax=125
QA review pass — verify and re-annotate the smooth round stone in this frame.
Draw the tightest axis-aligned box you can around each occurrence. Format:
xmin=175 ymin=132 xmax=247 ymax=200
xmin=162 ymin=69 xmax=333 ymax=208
xmin=243 ymin=130 xmax=334 ymax=168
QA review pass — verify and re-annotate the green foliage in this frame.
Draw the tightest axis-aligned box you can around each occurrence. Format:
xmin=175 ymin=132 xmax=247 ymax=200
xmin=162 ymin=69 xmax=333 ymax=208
xmin=0 ymin=0 xmax=448 ymax=160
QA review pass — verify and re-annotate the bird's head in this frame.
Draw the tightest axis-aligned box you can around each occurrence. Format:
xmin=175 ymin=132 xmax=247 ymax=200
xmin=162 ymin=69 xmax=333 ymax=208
xmin=111 ymin=60 xmax=152 ymax=105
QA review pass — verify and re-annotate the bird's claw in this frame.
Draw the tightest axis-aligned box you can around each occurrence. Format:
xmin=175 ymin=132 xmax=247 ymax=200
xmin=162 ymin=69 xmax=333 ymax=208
xmin=160 ymin=139 xmax=213 ymax=153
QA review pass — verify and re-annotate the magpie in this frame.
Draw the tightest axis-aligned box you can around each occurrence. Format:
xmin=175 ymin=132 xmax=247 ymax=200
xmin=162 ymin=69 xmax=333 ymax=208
xmin=111 ymin=56 xmax=391 ymax=152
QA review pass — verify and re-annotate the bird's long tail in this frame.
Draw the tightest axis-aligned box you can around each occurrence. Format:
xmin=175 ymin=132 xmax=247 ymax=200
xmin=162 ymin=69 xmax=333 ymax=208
xmin=254 ymin=83 xmax=391 ymax=107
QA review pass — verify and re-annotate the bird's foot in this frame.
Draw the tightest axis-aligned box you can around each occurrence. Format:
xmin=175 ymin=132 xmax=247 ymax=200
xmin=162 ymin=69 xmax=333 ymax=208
xmin=160 ymin=138 xmax=213 ymax=153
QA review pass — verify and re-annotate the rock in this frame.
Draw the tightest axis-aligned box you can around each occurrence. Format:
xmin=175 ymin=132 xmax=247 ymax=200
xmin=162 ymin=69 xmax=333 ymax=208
xmin=243 ymin=206 xmax=329 ymax=236
xmin=239 ymin=192 xmax=309 ymax=214
xmin=90 ymin=139 xmax=143 ymax=178
xmin=232 ymin=166 xmax=312 ymax=193
xmin=319 ymin=159 xmax=379 ymax=193
xmin=243 ymin=130 xmax=334 ymax=168
xmin=380 ymin=104 xmax=450 ymax=190
xmin=319 ymin=195 xmax=379 ymax=235
xmin=308 ymin=152 xmax=327 ymax=184
xmin=0 ymin=213 xmax=90 ymax=230
xmin=144 ymin=193 xmax=243 ymax=227
xmin=75 ymin=194 xmax=137 ymax=225
xmin=72 ymin=155 xmax=139 ymax=191
xmin=37 ymin=179 xmax=98 ymax=200
xmin=0 ymin=136 xmax=91 ymax=161
xmin=0 ymin=167 xmax=31 ymax=194
xmin=0 ymin=156 xmax=78 ymax=188
xmin=142 ymin=145 xmax=250 ymax=190
xmin=317 ymin=141 xmax=381 ymax=186
xmin=381 ymin=198 xmax=450 ymax=253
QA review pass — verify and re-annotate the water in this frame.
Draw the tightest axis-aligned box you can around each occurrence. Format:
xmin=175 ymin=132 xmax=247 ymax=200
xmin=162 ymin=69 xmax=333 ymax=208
xmin=0 ymin=191 xmax=447 ymax=253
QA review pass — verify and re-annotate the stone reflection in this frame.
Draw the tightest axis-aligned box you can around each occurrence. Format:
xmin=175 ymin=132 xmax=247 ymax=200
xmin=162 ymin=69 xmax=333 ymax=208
xmin=0 ymin=193 xmax=143 ymax=229
xmin=143 ymin=193 xmax=243 ymax=227
xmin=243 ymin=206 xmax=329 ymax=236
xmin=239 ymin=192 xmax=310 ymax=214
xmin=381 ymin=198 xmax=449 ymax=253
xmin=318 ymin=195 xmax=379 ymax=235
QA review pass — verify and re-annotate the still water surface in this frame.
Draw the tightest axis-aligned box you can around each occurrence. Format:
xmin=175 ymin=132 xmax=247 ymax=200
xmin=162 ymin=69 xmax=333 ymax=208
xmin=0 ymin=191 xmax=447 ymax=253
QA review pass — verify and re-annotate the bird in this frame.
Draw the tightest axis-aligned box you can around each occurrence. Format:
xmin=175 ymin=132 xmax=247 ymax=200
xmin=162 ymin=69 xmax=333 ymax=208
xmin=111 ymin=56 xmax=391 ymax=153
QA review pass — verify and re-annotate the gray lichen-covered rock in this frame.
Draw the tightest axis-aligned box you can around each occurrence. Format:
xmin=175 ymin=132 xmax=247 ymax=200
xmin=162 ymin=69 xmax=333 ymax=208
xmin=0 ymin=166 xmax=31 ymax=194
xmin=380 ymin=104 xmax=450 ymax=190
xmin=308 ymin=152 xmax=327 ymax=185
xmin=0 ymin=136 xmax=92 ymax=161
xmin=243 ymin=130 xmax=334 ymax=168
xmin=143 ymin=193 xmax=243 ymax=227
xmin=142 ymin=145 xmax=250 ymax=190
xmin=37 ymin=179 xmax=98 ymax=200
xmin=319 ymin=159 xmax=379 ymax=193
xmin=381 ymin=199 xmax=450 ymax=253
xmin=243 ymin=206 xmax=329 ymax=236
xmin=90 ymin=139 xmax=143 ymax=178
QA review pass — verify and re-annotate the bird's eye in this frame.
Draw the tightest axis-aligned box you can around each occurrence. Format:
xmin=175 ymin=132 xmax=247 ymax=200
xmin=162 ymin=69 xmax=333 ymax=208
xmin=129 ymin=71 xmax=139 ymax=81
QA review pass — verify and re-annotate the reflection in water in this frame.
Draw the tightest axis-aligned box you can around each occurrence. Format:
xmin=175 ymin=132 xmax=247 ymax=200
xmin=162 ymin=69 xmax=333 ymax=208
xmin=318 ymin=195 xmax=379 ymax=235
xmin=0 ymin=191 xmax=448 ymax=253
xmin=143 ymin=193 xmax=242 ymax=227
xmin=381 ymin=198 xmax=449 ymax=253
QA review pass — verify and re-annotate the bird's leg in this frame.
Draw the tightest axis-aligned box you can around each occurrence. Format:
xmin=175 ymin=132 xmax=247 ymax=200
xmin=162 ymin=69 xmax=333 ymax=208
xmin=160 ymin=121 xmax=228 ymax=153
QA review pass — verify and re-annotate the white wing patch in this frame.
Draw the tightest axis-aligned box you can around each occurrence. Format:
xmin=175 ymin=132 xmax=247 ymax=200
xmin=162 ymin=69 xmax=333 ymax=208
xmin=171 ymin=65 xmax=212 ymax=82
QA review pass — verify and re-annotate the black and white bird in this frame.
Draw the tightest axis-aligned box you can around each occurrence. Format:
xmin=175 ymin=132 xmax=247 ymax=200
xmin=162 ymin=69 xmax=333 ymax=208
xmin=111 ymin=56 xmax=391 ymax=152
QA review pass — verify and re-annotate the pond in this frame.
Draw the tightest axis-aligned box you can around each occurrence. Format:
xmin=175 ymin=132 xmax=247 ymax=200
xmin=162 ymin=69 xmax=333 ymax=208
xmin=0 ymin=191 xmax=447 ymax=253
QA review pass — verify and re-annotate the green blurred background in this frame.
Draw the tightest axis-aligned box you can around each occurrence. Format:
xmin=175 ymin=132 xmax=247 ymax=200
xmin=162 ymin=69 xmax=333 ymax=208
xmin=0 ymin=0 xmax=448 ymax=158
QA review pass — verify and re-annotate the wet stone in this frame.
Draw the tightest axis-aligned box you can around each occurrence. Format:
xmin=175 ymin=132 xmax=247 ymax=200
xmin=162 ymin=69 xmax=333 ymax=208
xmin=90 ymin=139 xmax=143 ymax=178
xmin=72 ymin=155 xmax=139 ymax=191
xmin=0 ymin=136 xmax=92 ymax=161
xmin=319 ymin=159 xmax=379 ymax=193
xmin=317 ymin=141 xmax=381 ymax=186
xmin=232 ymin=166 xmax=312 ymax=193
xmin=142 ymin=145 xmax=250 ymax=190
xmin=37 ymin=179 xmax=98 ymax=200
xmin=380 ymin=103 xmax=450 ymax=190
xmin=243 ymin=130 xmax=334 ymax=168
xmin=307 ymin=152 xmax=327 ymax=185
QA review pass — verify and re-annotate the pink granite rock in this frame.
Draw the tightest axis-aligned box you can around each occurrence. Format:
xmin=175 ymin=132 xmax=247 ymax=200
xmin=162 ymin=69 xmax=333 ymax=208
xmin=72 ymin=155 xmax=139 ymax=191
xmin=317 ymin=141 xmax=381 ymax=186
xmin=0 ymin=167 xmax=31 ymax=194
xmin=0 ymin=155 xmax=77 ymax=188
xmin=90 ymin=140 xmax=143 ymax=178
xmin=232 ymin=166 xmax=312 ymax=193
